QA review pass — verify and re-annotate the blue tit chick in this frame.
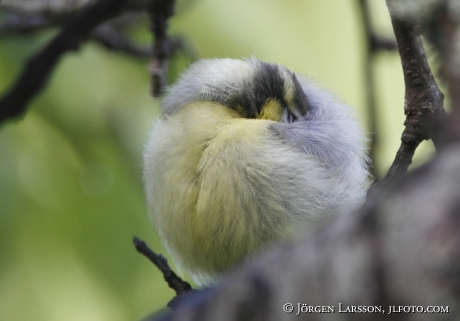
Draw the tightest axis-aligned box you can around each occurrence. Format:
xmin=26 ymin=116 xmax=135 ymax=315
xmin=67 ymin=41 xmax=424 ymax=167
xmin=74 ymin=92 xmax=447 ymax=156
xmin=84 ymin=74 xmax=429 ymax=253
xmin=143 ymin=58 xmax=369 ymax=285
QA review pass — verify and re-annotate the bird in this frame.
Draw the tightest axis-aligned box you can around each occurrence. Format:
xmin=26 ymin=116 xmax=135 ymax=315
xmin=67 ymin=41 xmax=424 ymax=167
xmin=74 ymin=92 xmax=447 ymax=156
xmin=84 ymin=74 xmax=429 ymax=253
xmin=143 ymin=58 xmax=369 ymax=285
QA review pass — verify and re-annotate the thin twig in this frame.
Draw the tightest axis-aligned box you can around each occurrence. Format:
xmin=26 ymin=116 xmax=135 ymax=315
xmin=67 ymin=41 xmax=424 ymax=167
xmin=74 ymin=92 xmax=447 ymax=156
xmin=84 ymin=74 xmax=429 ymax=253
xmin=133 ymin=236 xmax=193 ymax=295
xmin=132 ymin=236 xmax=198 ymax=310
xmin=410 ymin=1 xmax=459 ymax=113
xmin=0 ymin=11 xmax=152 ymax=58
xmin=0 ymin=0 xmax=132 ymax=125
xmin=427 ymin=3 xmax=460 ymax=143
xmin=368 ymin=0 xmax=446 ymax=197
xmin=0 ymin=0 xmax=145 ymax=16
xmin=358 ymin=0 xmax=398 ymax=181
xmin=0 ymin=14 xmax=56 ymax=34
xmin=91 ymin=25 xmax=151 ymax=58
xmin=358 ymin=0 xmax=380 ymax=181
xmin=145 ymin=0 xmax=176 ymax=97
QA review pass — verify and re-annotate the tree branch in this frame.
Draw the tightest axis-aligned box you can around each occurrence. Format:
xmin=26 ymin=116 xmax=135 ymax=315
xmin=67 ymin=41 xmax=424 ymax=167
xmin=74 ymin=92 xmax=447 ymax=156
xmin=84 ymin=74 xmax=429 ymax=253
xmin=133 ymin=237 xmax=198 ymax=310
xmin=0 ymin=13 xmax=57 ymax=34
xmin=424 ymin=2 xmax=460 ymax=143
xmin=91 ymin=25 xmax=151 ymax=58
xmin=429 ymin=3 xmax=460 ymax=111
xmin=357 ymin=0 xmax=397 ymax=181
xmin=368 ymin=0 xmax=446 ymax=196
xmin=358 ymin=0 xmax=380 ymax=181
xmin=0 ymin=10 xmax=153 ymax=58
xmin=0 ymin=0 xmax=132 ymax=125
xmin=0 ymin=0 xmax=144 ymax=16
xmin=145 ymin=0 xmax=176 ymax=97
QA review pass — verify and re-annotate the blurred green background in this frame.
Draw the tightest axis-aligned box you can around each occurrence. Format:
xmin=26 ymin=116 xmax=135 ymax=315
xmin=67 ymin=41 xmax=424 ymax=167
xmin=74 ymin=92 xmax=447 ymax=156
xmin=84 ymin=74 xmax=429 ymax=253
xmin=0 ymin=0 xmax=436 ymax=320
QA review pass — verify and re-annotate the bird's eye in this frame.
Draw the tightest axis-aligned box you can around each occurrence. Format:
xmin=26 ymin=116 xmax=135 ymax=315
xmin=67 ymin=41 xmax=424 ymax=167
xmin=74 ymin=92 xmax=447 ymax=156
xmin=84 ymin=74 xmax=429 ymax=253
xmin=284 ymin=109 xmax=298 ymax=123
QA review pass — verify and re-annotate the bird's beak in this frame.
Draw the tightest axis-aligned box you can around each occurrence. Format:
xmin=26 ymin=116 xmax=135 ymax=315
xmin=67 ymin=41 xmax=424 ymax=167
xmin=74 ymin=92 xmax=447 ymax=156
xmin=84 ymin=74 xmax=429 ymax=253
xmin=257 ymin=99 xmax=283 ymax=122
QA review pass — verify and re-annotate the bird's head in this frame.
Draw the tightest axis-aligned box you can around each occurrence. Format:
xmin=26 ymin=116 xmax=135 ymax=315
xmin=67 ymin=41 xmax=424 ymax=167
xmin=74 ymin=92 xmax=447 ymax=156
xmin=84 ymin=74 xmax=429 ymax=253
xmin=226 ymin=61 xmax=311 ymax=123
xmin=161 ymin=58 xmax=311 ymax=123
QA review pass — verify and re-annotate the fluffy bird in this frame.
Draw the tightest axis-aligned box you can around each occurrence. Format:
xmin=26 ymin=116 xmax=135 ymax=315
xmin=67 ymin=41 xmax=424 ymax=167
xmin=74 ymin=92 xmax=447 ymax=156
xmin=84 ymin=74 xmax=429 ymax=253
xmin=143 ymin=58 xmax=369 ymax=285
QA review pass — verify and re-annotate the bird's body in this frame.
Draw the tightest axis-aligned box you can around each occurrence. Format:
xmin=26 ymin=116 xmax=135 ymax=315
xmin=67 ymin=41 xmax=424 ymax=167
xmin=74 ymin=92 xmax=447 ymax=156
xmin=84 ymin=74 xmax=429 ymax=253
xmin=143 ymin=58 xmax=369 ymax=285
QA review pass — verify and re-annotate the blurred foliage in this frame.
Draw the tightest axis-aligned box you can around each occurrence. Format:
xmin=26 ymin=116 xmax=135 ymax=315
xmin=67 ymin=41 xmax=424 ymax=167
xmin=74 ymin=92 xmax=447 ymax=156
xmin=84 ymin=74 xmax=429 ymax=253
xmin=0 ymin=0 xmax=437 ymax=320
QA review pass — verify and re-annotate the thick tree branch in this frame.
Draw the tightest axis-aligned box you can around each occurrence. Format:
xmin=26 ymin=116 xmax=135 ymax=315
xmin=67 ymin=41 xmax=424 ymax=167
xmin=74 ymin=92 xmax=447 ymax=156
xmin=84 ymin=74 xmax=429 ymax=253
xmin=0 ymin=0 xmax=132 ymax=125
xmin=368 ymin=0 xmax=446 ymax=196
